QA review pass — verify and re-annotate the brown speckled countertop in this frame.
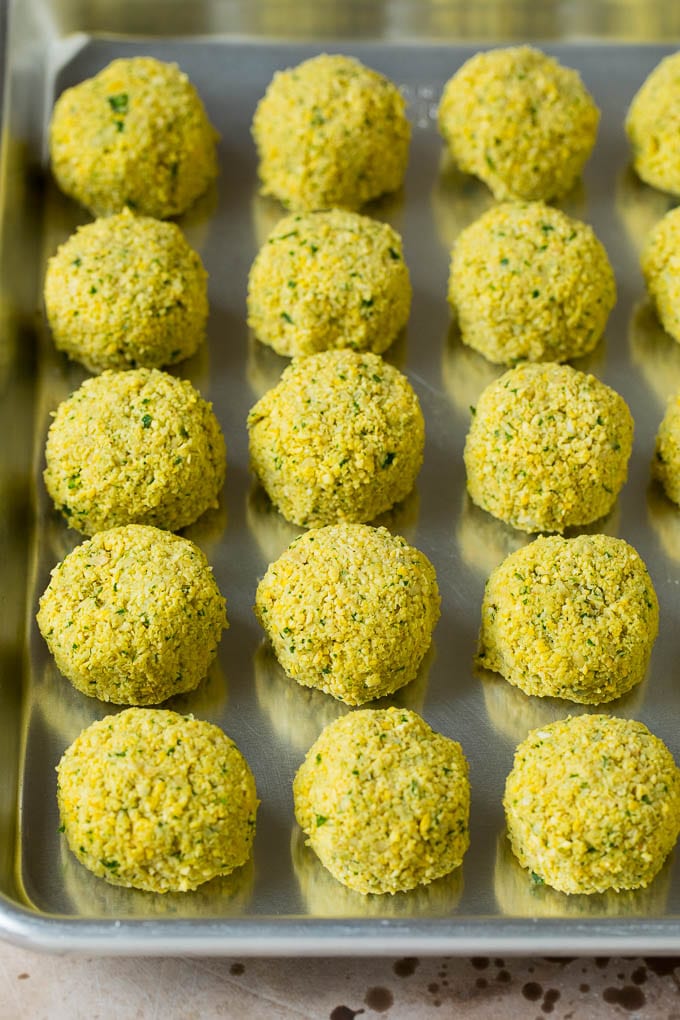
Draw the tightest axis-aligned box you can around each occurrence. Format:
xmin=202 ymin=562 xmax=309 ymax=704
xmin=1 ymin=946 xmax=679 ymax=1018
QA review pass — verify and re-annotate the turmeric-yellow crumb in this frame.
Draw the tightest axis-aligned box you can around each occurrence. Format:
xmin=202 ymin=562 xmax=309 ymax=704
xmin=57 ymin=708 xmax=258 ymax=893
xmin=438 ymin=46 xmax=599 ymax=201
xmin=478 ymin=534 xmax=658 ymax=703
xmin=44 ymin=209 xmax=208 ymax=372
xmin=255 ymin=524 xmax=439 ymax=704
xmin=293 ymin=708 xmax=469 ymax=894
xmin=252 ymin=54 xmax=410 ymax=211
xmin=504 ymin=715 xmax=680 ymax=894
xmin=247 ymin=209 xmax=411 ymax=357
xmin=50 ymin=57 xmax=218 ymax=218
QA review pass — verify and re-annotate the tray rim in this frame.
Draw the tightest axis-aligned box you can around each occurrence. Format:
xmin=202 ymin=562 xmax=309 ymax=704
xmin=3 ymin=892 xmax=680 ymax=956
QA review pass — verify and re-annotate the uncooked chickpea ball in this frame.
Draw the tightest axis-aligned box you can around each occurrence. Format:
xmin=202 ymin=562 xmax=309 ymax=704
xmin=464 ymin=362 xmax=633 ymax=533
xmin=627 ymin=52 xmax=680 ymax=196
xmin=247 ymin=209 xmax=411 ymax=358
xmin=438 ymin=46 xmax=599 ymax=201
xmin=641 ymin=207 xmax=680 ymax=346
xmin=252 ymin=53 xmax=410 ymax=211
xmin=449 ymin=202 xmax=615 ymax=365
xmin=255 ymin=524 xmax=440 ymax=705
xmin=57 ymin=709 xmax=258 ymax=893
xmin=478 ymin=534 xmax=658 ymax=703
xmin=294 ymin=708 xmax=470 ymax=895
xmin=248 ymin=350 xmax=424 ymax=527
xmin=44 ymin=368 xmax=226 ymax=535
xmin=44 ymin=209 xmax=208 ymax=372
xmin=504 ymin=715 xmax=680 ymax=895
xmin=50 ymin=56 xmax=218 ymax=218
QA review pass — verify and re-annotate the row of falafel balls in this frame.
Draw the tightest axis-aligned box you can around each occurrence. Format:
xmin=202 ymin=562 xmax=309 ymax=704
xmin=40 ymin=46 xmax=680 ymax=900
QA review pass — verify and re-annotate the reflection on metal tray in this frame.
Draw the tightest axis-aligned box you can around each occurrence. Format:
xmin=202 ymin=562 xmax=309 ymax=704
xmin=1 ymin=0 xmax=680 ymax=954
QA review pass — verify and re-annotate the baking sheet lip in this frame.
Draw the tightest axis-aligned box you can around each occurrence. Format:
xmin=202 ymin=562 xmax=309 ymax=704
xmin=1 ymin=901 xmax=680 ymax=957
xmin=40 ymin=33 xmax=680 ymax=50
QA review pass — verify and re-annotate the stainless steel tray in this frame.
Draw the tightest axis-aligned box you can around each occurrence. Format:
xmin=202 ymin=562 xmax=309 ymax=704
xmin=2 ymin=0 xmax=680 ymax=955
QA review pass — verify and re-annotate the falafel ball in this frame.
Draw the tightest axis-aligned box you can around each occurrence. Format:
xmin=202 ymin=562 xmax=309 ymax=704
xmin=252 ymin=54 xmax=410 ymax=211
xmin=247 ymin=350 xmax=424 ymax=527
xmin=449 ymin=202 xmax=615 ymax=364
xmin=38 ymin=525 xmax=227 ymax=705
xmin=50 ymin=56 xmax=218 ymax=218
xmin=641 ymin=206 xmax=680 ymax=346
xmin=504 ymin=715 xmax=680 ymax=894
xmin=44 ymin=368 xmax=226 ymax=535
xmin=477 ymin=534 xmax=658 ymax=703
xmin=653 ymin=389 xmax=680 ymax=505
xmin=255 ymin=524 xmax=440 ymax=704
xmin=626 ymin=52 xmax=680 ymax=196
xmin=57 ymin=708 xmax=258 ymax=892
xmin=463 ymin=362 xmax=633 ymax=532
xmin=438 ymin=46 xmax=599 ymax=201
xmin=293 ymin=707 xmax=470 ymax=894
xmin=247 ymin=209 xmax=411 ymax=357
xmin=44 ymin=208 xmax=208 ymax=372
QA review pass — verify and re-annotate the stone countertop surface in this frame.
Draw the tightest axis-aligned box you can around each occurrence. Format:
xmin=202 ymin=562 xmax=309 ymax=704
xmin=0 ymin=946 xmax=678 ymax=1019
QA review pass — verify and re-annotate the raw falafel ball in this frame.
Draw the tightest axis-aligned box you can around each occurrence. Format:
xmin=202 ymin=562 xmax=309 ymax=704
xmin=477 ymin=534 xmax=659 ymax=703
xmin=255 ymin=524 xmax=440 ymax=704
xmin=247 ymin=209 xmax=411 ymax=357
xmin=247 ymin=350 xmax=424 ymax=527
xmin=438 ymin=46 xmax=599 ymax=201
xmin=293 ymin=707 xmax=470 ymax=894
xmin=44 ymin=368 xmax=226 ymax=535
xmin=653 ymin=390 xmax=680 ymax=505
xmin=57 ymin=708 xmax=258 ymax=892
xmin=50 ymin=56 xmax=218 ymax=218
xmin=626 ymin=52 xmax=680 ymax=196
xmin=463 ymin=362 xmax=633 ymax=532
xmin=37 ymin=525 xmax=227 ymax=705
xmin=44 ymin=209 xmax=209 ymax=372
xmin=503 ymin=715 xmax=680 ymax=894
xmin=449 ymin=202 xmax=615 ymax=364
xmin=252 ymin=54 xmax=410 ymax=211
xmin=641 ymin=206 xmax=680 ymax=345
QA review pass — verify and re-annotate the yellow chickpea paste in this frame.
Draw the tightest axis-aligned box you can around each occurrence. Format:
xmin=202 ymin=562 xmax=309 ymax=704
xmin=247 ymin=350 xmax=424 ymax=527
xmin=464 ymin=362 xmax=633 ymax=533
xmin=653 ymin=391 xmax=680 ymax=505
xmin=293 ymin=708 xmax=469 ymax=894
xmin=478 ymin=535 xmax=659 ymax=704
xmin=449 ymin=202 xmax=615 ymax=365
xmin=38 ymin=525 xmax=227 ymax=705
xmin=438 ymin=46 xmax=599 ymax=202
xmin=44 ymin=368 xmax=226 ymax=535
xmin=504 ymin=715 xmax=680 ymax=895
xmin=626 ymin=52 xmax=680 ymax=196
xmin=50 ymin=57 xmax=218 ymax=218
xmin=44 ymin=209 xmax=208 ymax=373
xmin=252 ymin=54 xmax=410 ymax=211
xmin=641 ymin=206 xmax=680 ymax=346
xmin=247 ymin=209 xmax=411 ymax=358
xmin=255 ymin=524 xmax=440 ymax=705
xmin=57 ymin=708 xmax=258 ymax=893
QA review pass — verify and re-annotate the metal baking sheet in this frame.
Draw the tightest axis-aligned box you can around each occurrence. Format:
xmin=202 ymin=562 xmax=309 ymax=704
xmin=2 ymin=0 xmax=680 ymax=954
